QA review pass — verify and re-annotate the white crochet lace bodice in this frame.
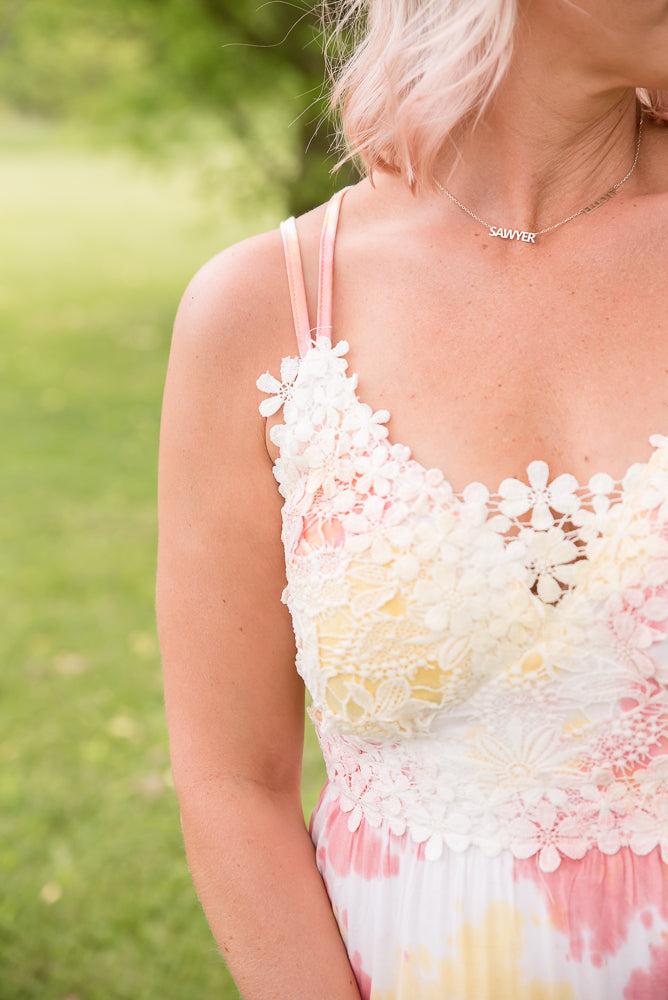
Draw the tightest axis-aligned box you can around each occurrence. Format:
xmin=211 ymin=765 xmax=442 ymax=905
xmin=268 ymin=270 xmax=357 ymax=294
xmin=257 ymin=188 xmax=668 ymax=874
xmin=258 ymin=335 xmax=668 ymax=873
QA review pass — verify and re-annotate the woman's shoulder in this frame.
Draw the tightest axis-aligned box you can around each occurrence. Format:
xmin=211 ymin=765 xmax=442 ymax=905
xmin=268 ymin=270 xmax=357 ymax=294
xmin=171 ymin=200 xmax=334 ymax=378
xmin=172 ymin=229 xmax=290 ymax=379
xmin=168 ymin=178 xmax=385 ymax=397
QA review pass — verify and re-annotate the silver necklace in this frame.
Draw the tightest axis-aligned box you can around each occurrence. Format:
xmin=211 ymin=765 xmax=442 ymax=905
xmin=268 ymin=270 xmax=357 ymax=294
xmin=434 ymin=116 xmax=644 ymax=244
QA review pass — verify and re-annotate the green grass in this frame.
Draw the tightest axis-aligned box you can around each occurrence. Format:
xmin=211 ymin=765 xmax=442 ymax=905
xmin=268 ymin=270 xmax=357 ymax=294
xmin=0 ymin=116 xmax=326 ymax=999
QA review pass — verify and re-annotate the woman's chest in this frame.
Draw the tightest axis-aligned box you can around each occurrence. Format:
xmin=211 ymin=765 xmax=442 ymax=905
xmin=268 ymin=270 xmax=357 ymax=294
xmin=339 ymin=296 xmax=668 ymax=492
xmin=262 ymin=338 xmax=668 ymax=741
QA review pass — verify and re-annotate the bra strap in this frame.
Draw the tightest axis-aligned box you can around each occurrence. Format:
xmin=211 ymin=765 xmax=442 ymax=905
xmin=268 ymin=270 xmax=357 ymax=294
xmin=280 ymin=216 xmax=312 ymax=358
xmin=316 ymin=188 xmax=349 ymax=342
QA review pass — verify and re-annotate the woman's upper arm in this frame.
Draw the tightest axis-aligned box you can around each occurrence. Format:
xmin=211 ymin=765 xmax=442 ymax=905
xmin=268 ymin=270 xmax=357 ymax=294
xmin=156 ymin=230 xmax=303 ymax=803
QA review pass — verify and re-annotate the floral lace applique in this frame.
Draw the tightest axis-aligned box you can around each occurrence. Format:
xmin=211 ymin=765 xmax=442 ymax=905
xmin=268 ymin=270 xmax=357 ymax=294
xmin=257 ymin=339 xmax=668 ymax=870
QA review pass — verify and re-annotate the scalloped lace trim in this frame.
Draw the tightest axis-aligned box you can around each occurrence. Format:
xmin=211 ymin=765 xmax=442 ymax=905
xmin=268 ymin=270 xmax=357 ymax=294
xmin=257 ymin=338 xmax=668 ymax=870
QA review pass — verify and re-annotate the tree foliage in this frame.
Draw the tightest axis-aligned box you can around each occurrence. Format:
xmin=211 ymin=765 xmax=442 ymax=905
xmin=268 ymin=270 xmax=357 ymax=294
xmin=0 ymin=0 xmax=354 ymax=212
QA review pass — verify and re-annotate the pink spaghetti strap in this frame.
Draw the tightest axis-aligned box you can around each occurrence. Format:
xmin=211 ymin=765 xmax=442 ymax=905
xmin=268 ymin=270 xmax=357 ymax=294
xmin=280 ymin=217 xmax=312 ymax=358
xmin=316 ymin=188 xmax=350 ymax=341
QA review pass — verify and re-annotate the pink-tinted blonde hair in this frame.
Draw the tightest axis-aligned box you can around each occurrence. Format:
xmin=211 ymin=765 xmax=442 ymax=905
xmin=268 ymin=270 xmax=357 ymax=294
xmin=326 ymin=0 xmax=668 ymax=188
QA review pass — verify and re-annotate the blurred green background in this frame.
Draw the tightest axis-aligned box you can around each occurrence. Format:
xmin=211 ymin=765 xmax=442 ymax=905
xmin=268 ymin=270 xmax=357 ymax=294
xmin=1 ymin=2 xmax=340 ymax=996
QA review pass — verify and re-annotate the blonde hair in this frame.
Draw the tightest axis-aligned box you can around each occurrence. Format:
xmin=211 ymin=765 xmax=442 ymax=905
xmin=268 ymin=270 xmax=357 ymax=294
xmin=326 ymin=0 xmax=668 ymax=188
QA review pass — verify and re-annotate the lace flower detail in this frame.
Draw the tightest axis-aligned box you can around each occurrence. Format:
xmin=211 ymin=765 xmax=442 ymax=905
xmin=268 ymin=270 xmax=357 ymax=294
xmin=303 ymin=424 xmax=356 ymax=499
xmin=355 ymin=444 xmax=402 ymax=498
xmin=342 ymin=495 xmax=410 ymax=563
xmin=459 ymin=482 xmax=491 ymax=528
xmin=605 ymin=582 xmax=668 ymax=677
xmin=510 ymin=799 xmax=588 ymax=872
xmin=256 ymin=356 xmax=300 ymax=416
xmin=415 ymin=562 xmax=488 ymax=635
xmin=638 ymin=460 xmax=668 ymax=521
xmin=472 ymin=727 xmax=567 ymax=789
xmin=342 ymin=402 xmax=390 ymax=450
xmin=629 ymin=797 xmax=668 ymax=863
xmin=569 ymin=472 xmax=620 ymax=542
xmin=396 ymin=464 xmax=451 ymax=506
xmin=499 ymin=460 xmax=580 ymax=530
xmin=520 ymin=526 xmax=580 ymax=603
xmin=578 ymin=782 xmax=631 ymax=855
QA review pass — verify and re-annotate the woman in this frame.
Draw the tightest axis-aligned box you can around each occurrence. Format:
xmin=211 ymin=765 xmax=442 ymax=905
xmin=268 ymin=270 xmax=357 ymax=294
xmin=157 ymin=1 xmax=668 ymax=997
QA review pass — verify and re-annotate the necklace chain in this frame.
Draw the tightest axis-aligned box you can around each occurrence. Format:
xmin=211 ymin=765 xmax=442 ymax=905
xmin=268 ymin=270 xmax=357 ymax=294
xmin=434 ymin=116 xmax=644 ymax=243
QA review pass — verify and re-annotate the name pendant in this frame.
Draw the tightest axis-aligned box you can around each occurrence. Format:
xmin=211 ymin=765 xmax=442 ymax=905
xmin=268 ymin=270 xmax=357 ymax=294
xmin=489 ymin=227 xmax=536 ymax=243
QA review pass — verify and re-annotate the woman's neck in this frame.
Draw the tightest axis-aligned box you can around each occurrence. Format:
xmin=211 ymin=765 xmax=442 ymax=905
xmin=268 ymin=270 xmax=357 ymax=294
xmin=435 ymin=12 xmax=642 ymax=235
